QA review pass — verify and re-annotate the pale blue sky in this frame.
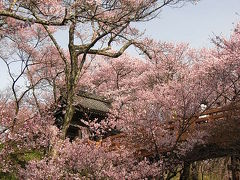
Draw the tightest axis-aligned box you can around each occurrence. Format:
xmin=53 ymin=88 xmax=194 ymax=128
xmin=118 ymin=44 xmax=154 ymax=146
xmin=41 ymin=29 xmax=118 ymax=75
xmin=136 ymin=0 xmax=240 ymax=48
xmin=1 ymin=0 xmax=240 ymax=90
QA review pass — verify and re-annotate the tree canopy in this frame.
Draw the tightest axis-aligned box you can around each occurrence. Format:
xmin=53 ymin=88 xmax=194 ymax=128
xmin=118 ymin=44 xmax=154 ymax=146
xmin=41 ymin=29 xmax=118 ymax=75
xmin=0 ymin=0 xmax=240 ymax=179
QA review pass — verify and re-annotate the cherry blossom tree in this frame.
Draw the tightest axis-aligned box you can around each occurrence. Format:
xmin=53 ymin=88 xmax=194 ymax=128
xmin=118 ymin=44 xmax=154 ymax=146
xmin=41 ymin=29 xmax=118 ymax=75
xmin=82 ymin=35 xmax=240 ymax=178
xmin=1 ymin=0 xmax=240 ymax=179
xmin=0 ymin=0 xmax=199 ymax=138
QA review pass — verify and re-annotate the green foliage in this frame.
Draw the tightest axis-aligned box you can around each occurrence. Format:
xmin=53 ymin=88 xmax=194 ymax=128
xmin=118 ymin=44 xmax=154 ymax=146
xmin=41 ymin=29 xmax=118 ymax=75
xmin=0 ymin=143 xmax=4 ymax=150
xmin=0 ymin=172 xmax=17 ymax=180
xmin=0 ymin=149 xmax=44 ymax=179
xmin=17 ymin=150 xmax=44 ymax=162
xmin=8 ymin=149 xmax=44 ymax=168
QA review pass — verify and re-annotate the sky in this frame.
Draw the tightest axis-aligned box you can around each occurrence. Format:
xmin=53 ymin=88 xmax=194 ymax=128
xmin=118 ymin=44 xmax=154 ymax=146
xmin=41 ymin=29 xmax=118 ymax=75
xmin=135 ymin=0 xmax=240 ymax=48
xmin=1 ymin=0 xmax=240 ymax=90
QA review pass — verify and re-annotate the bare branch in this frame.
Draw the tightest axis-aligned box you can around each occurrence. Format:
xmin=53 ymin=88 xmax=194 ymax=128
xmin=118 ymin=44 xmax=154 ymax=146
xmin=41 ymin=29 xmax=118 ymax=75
xmin=86 ymin=40 xmax=133 ymax=58
xmin=0 ymin=10 xmax=69 ymax=26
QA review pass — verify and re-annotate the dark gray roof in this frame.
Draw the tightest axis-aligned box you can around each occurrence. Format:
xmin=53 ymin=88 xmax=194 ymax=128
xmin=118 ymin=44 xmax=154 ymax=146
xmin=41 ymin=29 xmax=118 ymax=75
xmin=74 ymin=90 xmax=112 ymax=114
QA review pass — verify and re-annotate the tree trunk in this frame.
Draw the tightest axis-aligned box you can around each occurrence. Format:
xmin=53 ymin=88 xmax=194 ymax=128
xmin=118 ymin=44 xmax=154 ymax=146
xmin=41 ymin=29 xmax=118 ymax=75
xmin=61 ymin=21 xmax=79 ymax=139
xmin=62 ymin=86 xmax=75 ymax=139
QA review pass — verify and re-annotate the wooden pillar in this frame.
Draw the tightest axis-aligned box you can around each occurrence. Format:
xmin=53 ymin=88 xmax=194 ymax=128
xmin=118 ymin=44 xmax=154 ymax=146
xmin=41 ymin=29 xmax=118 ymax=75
xmin=231 ymin=156 xmax=240 ymax=180
xmin=191 ymin=162 xmax=199 ymax=180
xmin=180 ymin=162 xmax=190 ymax=180
xmin=81 ymin=127 xmax=90 ymax=139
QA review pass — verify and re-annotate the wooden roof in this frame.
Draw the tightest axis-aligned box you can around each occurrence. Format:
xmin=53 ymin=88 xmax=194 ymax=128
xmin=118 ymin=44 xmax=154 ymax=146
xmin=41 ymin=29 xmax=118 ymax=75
xmin=74 ymin=90 xmax=111 ymax=114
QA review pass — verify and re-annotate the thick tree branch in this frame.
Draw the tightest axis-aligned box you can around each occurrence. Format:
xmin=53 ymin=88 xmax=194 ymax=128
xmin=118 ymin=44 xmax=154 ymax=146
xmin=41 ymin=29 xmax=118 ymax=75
xmin=0 ymin=10 xmax=69 ymax=26
xmin=86 ymin=40 xmax=133 ymax=58
xmin=42 ymin=25 xmax=68 ymax=67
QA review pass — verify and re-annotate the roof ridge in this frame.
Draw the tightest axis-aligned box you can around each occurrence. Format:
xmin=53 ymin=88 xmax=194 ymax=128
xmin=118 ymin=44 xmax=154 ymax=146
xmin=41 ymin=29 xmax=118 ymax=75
xmin=77 ymin=90 xmax=111 ymax=103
